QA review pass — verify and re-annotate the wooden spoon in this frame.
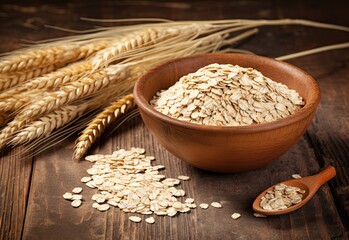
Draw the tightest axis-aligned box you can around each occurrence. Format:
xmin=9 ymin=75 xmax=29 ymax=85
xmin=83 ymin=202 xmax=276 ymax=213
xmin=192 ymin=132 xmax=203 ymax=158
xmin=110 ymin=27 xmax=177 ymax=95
xmin=252 ymin=165 xmax=336 ymax=215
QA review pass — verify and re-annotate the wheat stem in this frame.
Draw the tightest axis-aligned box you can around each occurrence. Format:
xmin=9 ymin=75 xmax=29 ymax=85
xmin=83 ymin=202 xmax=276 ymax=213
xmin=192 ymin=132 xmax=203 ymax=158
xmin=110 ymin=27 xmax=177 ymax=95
xmin=74 ymin=94 xmax=135 ymax=159
xmin=276 ymin=42 xmax=349 ymax=60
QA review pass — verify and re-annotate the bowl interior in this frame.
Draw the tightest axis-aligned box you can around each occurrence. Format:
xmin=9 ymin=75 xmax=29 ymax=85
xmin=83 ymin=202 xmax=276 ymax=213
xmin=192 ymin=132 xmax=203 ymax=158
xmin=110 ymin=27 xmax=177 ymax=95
xmin=135 ymin=53 xmax=320 ymax=130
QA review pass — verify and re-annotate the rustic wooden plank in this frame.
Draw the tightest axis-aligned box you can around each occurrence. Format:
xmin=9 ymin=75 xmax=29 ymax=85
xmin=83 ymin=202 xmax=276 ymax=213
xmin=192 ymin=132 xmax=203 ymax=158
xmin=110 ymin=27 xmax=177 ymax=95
xmin=272 ymin=1 xmax=349 ymax=234
xmin=0 ymin=148 xmax=33 ymax=240
xmin=303 ymin=51 xmax=349 ymax=232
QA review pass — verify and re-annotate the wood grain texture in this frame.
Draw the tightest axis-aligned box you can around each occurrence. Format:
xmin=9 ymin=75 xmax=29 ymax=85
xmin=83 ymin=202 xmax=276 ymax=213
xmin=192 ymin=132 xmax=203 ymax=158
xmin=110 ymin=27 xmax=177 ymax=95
xmin=0 ymin=148 xmax=33 ymax=240
xmin=22 ymin=118 xmax=347 ymax=240
xmin=0 ymin=0 xmax=348 ymax=239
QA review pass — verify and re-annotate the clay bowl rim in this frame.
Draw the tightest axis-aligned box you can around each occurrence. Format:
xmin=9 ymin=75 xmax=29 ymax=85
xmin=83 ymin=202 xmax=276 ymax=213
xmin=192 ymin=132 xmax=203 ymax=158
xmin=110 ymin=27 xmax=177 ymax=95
xmin=134 ymin=53 xmax=320 ymax=133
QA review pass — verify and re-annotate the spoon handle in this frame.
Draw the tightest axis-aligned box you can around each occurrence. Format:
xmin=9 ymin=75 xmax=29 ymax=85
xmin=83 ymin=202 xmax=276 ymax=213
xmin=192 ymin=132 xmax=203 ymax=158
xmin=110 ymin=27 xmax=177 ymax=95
xmin=313 ymin=165 xmax=336 ymax=186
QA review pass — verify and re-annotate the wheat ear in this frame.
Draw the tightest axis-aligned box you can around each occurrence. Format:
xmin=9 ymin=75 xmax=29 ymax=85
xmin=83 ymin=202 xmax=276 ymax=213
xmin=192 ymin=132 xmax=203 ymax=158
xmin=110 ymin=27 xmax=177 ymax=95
xmin=0 ymin=60 xmax=92 ymax=100
xmin=0 ymin=39 xmax=112 ymax=74
xmin=15 ymin=65 xmax=129 ymax=121
xmin=0 ymin=116 xmax=30 ymax=149
xmin=0 ymin=89 xmax=42 ymax=113
xmin=10 ymin=103 xmax=89 ymax=146
xmin=90 ymin=25 xmax=206 ymax=71
xmin=0 ymin=64 xmax=59 ymax=91
xmin=74 ymin=94 xmax=135 ymax=159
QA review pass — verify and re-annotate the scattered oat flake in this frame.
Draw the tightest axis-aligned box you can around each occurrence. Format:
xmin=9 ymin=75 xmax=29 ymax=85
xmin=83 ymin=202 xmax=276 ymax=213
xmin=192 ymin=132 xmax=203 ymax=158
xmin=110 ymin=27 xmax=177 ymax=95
xmin=92 ymin=202 xmax=100 ymax=209
xmin=97 ymin=204 xmax=110 ymax=212
xmin=231 ymin=213 xmax=241 ymax=220
xmin=199 ymin=203 xmax=209 ymax=209
xmin=81 ymin=176 xmax=92 ymax=183
xmin=187 ymin=203 xmax=196 ymax=209
xmin=129 ymin=216 xmax=142 ymax=223
xmin=86 ymin=181 xmax=96 ymax=189
xmin=96 ymin=196 xmax=106 ymax=203
xmin=185 ymin=198 xmax=195 ymax=204
xmin=211 ymin=202 xmax=222 ymax=208
xmin=145 ymin=217 xmax=155 ymax=224
xmin=71 ymin=199 xmax=82 ymax=208
xmin=178 ymin=175 xmax=190 ymax=181
xmin=71 ymin=194 xmax=83 ymax=200
xmin=292 ymin=174 xmax=302 ymax=179
xmin=63 ymin=192 xmax=73 ymax=200
xmin=167 ymin=209 xmax=177 ymax=217
xmin=85 ymin=154 xmax=103 ymax=162
xmin=254 ymin=213 xmax=267 ymax=218
xmin=107 ymin=200 xmax=118 ymax=206
xmin=72 ymin=187 xmax=82 ymax=194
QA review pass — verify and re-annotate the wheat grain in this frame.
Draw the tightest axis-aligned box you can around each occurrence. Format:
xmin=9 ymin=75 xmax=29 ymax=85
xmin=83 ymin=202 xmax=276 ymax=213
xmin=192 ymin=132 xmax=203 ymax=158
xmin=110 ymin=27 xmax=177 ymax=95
xmin=0 ymin=39 xmax=112 ymax=74
xmin=74 ymin=94 xmax=135 ymax=159
xmin=10 ymin=103 xmax=89 ymax=146
xmin=77 ymin=40 xmax=113 ymax=59
xmin=0 ymin=64 xmax=59 ymax=91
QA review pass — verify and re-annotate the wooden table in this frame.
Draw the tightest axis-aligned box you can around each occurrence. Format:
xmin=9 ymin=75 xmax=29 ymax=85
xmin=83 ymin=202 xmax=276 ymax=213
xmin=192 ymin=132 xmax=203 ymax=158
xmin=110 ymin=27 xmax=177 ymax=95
xmin=1 ymin=1 xmax=348 ymax=239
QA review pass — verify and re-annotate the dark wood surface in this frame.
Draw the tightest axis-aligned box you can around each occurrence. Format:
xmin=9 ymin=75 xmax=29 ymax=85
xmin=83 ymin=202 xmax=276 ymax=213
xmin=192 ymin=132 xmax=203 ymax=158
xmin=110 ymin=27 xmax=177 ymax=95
xmin=0 ymin=1 xmax=348 ymax=239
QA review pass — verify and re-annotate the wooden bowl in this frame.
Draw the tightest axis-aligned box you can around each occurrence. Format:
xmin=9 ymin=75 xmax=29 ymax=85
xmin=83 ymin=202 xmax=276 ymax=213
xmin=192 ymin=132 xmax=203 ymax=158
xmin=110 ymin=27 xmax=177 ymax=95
xmin=133 ymin=53 xmax=320 ymax=172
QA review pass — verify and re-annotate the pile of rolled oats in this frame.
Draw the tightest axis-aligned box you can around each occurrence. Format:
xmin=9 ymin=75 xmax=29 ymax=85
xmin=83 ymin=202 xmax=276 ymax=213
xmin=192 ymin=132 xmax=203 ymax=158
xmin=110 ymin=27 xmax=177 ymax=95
xmin=259 ymin=183 xmax=305 ymax=211
xmin=63 ymin=148 xmax=228 ymax=223
xmin=150 ymin=63 xmax=304 ymax=126
xmin=81 ymin=148 xmax=196 ymax=218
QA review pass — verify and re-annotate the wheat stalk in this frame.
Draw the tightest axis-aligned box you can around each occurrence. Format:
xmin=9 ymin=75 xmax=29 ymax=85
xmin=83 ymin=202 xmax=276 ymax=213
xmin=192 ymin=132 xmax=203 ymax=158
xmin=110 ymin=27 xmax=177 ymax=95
xmin=0 ymin=89 xmax=42 ymax=113
xmin=0 ymin=61 xmax=92 ymax=100
xmin=10 ymin=103 xmax=89 ymax=146
xmin=90 ymin=24 xmax=209 ymax=71
xmin=0 ymin=116 xmax=30 ymax=149
xmin=0 ymin=39 xmax=112 ymax=74
xmin=0 ymin=25 xmax=202 ymax=98
xmin=15 ymin=65 xmax=129 ymax=121
xmin=0 ymin=64 xmax=59 ymax=91
xmin=74 ymin=94 xmax=135 ymax=159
